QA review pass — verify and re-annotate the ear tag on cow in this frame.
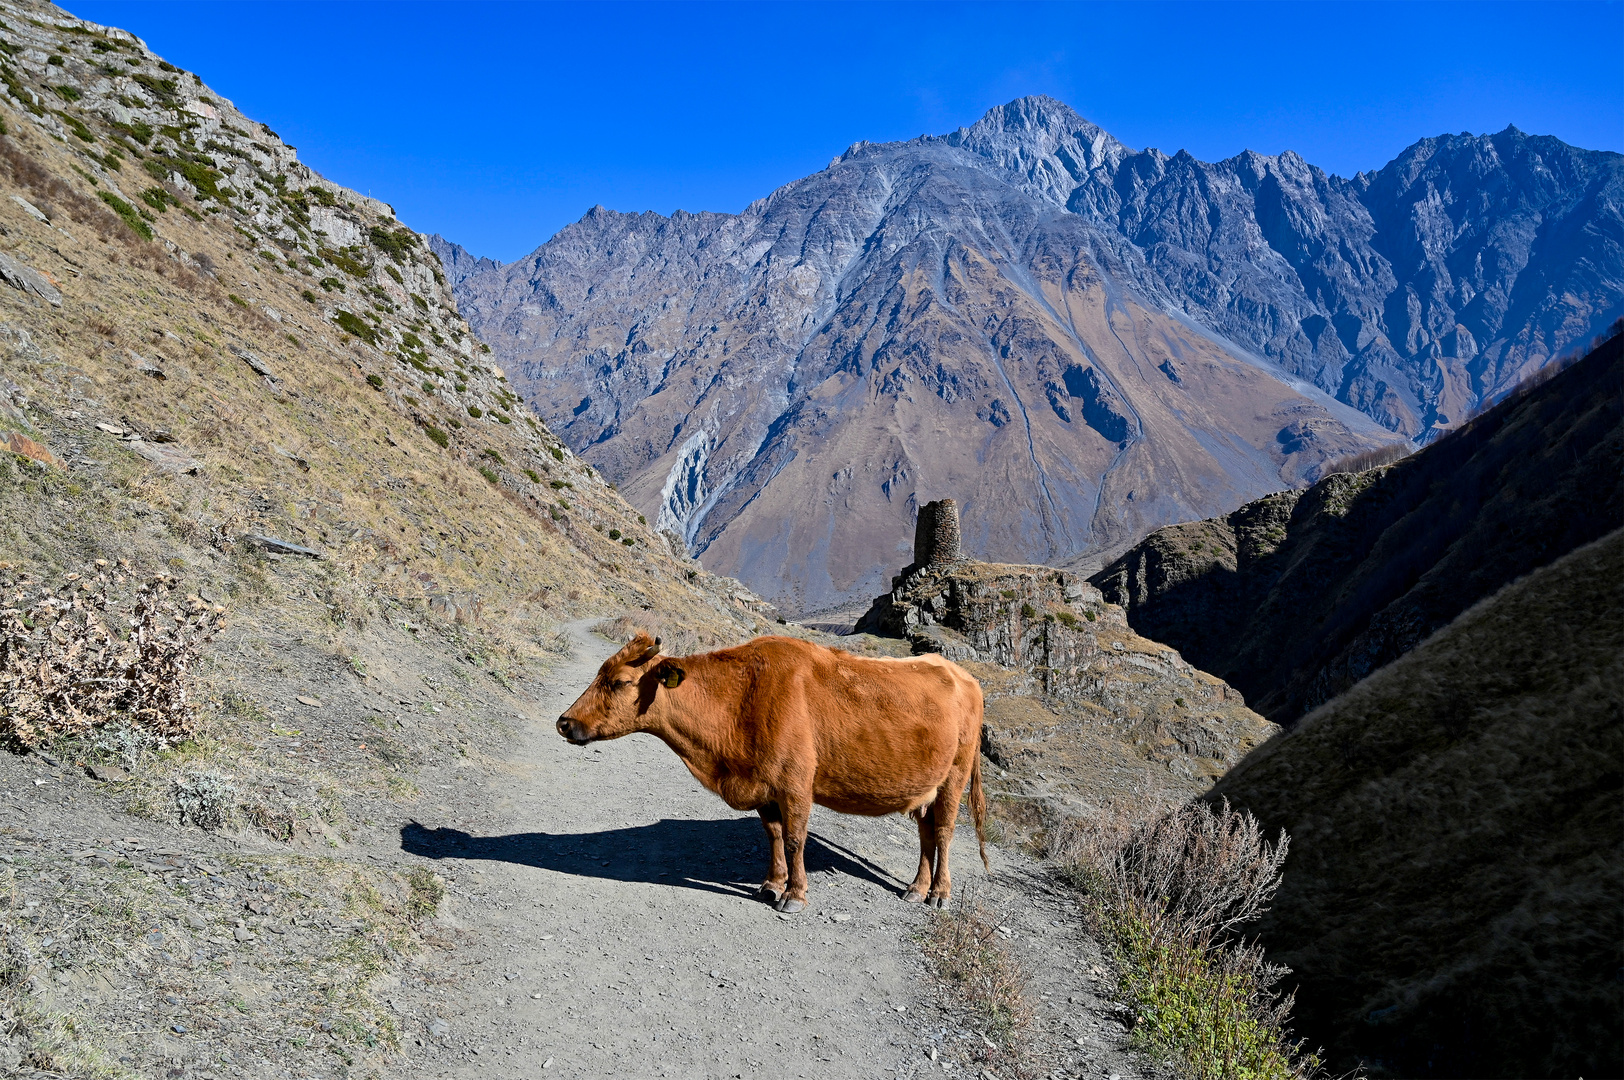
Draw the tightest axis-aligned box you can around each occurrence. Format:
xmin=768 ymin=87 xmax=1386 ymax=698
xmin=662 ymin=667 xmax=685 ymax=689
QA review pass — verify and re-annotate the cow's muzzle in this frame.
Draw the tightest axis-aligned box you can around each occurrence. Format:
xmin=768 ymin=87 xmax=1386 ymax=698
xmin=557 ymin=717 xmax=591 ymax=745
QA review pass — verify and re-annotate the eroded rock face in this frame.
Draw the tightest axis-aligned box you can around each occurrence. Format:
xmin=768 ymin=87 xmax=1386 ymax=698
xmin=446 ymin=97 xmax=1619 ymax=613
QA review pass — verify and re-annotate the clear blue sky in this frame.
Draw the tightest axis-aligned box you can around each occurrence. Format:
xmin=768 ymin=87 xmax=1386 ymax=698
xmin=68 ymin=1 xmax=1624 ymax=263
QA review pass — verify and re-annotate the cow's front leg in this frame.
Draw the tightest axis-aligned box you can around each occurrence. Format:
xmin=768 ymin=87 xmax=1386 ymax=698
xmin=776 ymin=795 xmax=813 ymax=914
xmin=904 ymin=803 xmax=937 ymax=903
xmin=756 ymin=802 xmax=789 ymax=904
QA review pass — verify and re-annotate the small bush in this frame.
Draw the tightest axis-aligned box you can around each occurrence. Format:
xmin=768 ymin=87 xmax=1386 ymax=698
xmin=172 ymin=771 xmax=236 ymax=830
xmin=365 ymin=374 xmax=383 ymax=389
xmin=621 ymin=537 xmax=635 ymax=547
xmin=300 ymin=289 xmax=316 ymax=303
xmin=524 ymin=468 xmax=541 ymax=483
xmin=495 ymin=413 xmax=512 ymax=424
xmin=227 ymin=293 xmax=249 ymax=308
xmin=638 ymin=515 xmax=646 ymax=524
xmin=319 ymin=275 xmax=344 ymax=292
xmin=385 ymin=264 xmax=403 ymax=285
xmin=482 ymin=449 xmax=503 ymax=464
xmin=422 ymin=425 xmax=449 ymax=449
xmin=549 ymin=479 xmax=572 ymax=490
xmin=1050 ymin=798 xmax=1316 ymax=1080
xmin=1055 ymin=610 xmax=1079 ymax=628
xmin=1020 ymin=601 xmax=1036 ymax=619
xmin=332 ymin=309 xmax=377 ymax=344
xmin=97 ymin=190 xmax=151 ymax=239
xmin=467 ymin=405 xmax=483 ymax=418
xmin=608 ymin=529 xmax=622 ymax=540
xmin=478 ymin=465 xmax=499 ymax=485
xmin=421 ymin=380 xmax=435 ymax=394
xmin=52 ymin=84 xmax=81 ymax=102
xmin=550 ymin=447 xmax=564 ymax=462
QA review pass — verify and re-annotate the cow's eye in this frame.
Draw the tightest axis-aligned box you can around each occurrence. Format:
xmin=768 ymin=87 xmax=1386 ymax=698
xmin=612 ymin=679 xmax=632 ymax=690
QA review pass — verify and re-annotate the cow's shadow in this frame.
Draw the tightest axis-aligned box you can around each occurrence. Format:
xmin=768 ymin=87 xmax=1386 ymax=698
xmin=398 ymin=817 xmax=907 ymax=900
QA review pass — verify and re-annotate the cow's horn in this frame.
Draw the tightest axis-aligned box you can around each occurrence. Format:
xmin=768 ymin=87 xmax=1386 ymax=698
xmin=654 ymin=636 xmax=661 ymax=648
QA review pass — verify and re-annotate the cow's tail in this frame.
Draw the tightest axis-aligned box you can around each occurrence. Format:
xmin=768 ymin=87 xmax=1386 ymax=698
xmin=970 ymin=731 xmax=989 ymax=872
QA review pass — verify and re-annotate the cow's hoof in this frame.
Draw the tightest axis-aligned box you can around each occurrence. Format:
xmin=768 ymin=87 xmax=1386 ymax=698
xmin=757 ymin=884 xmax=785 ymax=904
xmin=774 ymin=897 xmax=806 ymax=914
xmin=928 ymin=894 xmax=950 ymax=910
xmin=902 ymin=889 xmax=928 ymax=904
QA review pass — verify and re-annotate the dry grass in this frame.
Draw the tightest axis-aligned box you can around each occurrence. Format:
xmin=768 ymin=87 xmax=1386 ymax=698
xmin=919 ymin=891 xmax=1031 ymax=1054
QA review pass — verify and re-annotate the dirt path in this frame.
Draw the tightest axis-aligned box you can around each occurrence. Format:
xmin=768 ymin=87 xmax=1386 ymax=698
xmin=381 ymin=622 xmax=1153 ymax=1080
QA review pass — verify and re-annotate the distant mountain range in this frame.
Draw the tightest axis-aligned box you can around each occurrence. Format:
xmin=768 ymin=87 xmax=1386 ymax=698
xmin=436 ymin=97 xmax=1622 ymax=612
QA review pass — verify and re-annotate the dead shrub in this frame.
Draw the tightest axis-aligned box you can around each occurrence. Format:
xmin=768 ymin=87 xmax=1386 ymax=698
xmin=0 ymin=568 xmax=223 ymax=749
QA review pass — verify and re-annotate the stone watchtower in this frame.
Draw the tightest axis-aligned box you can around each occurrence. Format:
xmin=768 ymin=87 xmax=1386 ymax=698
xmin=912 ymin=499 xmax=963 ymax=569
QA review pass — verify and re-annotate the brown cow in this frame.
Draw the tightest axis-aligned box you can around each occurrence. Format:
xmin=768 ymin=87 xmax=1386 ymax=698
xmin=557 ymin=631 xmax=987 ymax=913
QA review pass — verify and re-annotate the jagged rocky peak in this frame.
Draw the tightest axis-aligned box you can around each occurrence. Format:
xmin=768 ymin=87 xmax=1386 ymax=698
xmin=944 ymin=95 xmax=1132 ymax=204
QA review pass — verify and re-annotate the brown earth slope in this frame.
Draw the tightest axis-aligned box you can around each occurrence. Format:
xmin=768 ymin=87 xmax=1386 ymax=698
xmin=1091 ymin=329 xmax=1623 ymax=724
xmin=1209 ymin=526 xmax=1624 ymax=1079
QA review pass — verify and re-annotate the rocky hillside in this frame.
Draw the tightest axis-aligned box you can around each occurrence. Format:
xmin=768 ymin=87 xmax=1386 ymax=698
xmin=1209 ymin=526 xmax=1624 ymax=1078
xmin=442 ymin=100 xmax=1417 ymax=614
xmin=1092 ymin=328 xmax=1623 ymax=724
xmin=0 ymin=4 xmax=771 ymax=1074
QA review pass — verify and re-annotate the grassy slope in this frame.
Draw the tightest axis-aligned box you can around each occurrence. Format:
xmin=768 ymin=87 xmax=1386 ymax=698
xmin=1091 ymin=333 xmax=1624 ymax=724
xmin=1210 ymin=527 xmax=1624 ymax=1078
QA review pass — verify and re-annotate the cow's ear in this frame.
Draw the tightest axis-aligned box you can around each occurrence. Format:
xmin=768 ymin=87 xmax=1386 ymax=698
xmin=659 ymin=663 xmax=685 ymax=689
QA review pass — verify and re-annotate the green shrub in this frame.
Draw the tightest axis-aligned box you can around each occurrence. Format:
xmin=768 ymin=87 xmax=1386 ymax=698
xmin=300 ymin=289 xmax=317 ymax=303
xmin=365 ymin=374 xmax=383 ymax=389
xmin=52 ymin=84 xmax=80 ymax=102
xmin=319 ymin=276 xmax=344 ymax=292
xmin=133 ymin=73 xmax=178 ymax=102
xmin=422 ymin=425 xmax=449 ymax=449
xmin=1055 ymin=611 xmax=1079 ymax=628
xmin=455 ymin=383 xmax=467 ymax=393
xmin=550 ymin=447 xmax=564 ymax=462
xmin=368 ymin=224 xmax=416 ymax=261
xmin=410 ymin=293 xmax=429 ymax=312
xmin=448 ymin=419 xmax=461 ymax=429
xmin=1020 ymin=602 xmax=1037 ymax=619
xmin=1085 ymin=610 xmax=1096 ymax=621
xmin=495 ymin=413 xmax=512 ymax=424
xmin=467 ymin=406 xmax=482 ymax=419
xmin=608 ymin=529 xmax=621 ymax=541
xmin=139 ymin=186 xmax=176 ymax=212
xmin=401 ymin=331 xmax=424 ymax=350
xmin=47 ymin=54 xmax=64 ymax=66
xmin=385 ymin=264 xmax=403 ymax=285
xmin=332 ymin=310 xmax=377 ymax=345
xmin=621 ymin=537 xmax=635 ymax=547
xmin=549 ymin=479 xmax=572 ymax=490
xmin=478 ymin=466 xmax=499 ymax=485
xmin=482 ymin=449 xmax=503 ymax=463
xmin=480 ymin=343 xmax=491 ymax=354
xmin=318 ymin=246 xmax=368 ymax=277
xmin=523 ymin=469 xmax=541 ymax=483
xmin=112 ymin=119 xmax=152 ymax=144
xmin=97 ymin=190 xmax=151 ymax=239
xmin=420 ymin=380 xmax=435 ymax=393
xmin=58 ymin=111 xmax=95 ymax=142
xmin=638 ymin=515 xmax=647 ymax=524
xmin=227 ymin=294 xmax=251 ymax=309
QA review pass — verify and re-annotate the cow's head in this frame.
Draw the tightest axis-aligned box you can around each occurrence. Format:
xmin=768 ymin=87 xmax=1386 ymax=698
xmin=556 ymin=630 xmax=676 ymax=745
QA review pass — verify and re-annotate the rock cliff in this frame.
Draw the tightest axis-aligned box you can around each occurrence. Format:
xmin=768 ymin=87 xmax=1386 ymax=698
xmin=447 ymin=96 xmax=1620 ymax=613
xmin=1092 ymin=328 xmax=1624 ymax=724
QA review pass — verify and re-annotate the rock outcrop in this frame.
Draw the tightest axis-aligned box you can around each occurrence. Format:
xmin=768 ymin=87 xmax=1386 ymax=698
xmin=855 ymin=507 xmax=1275 ymax=794
xmin=1092 ymin=328 xmax=1624 ymax=724
xmin=446 ymin=96 xmax=1620 ymax=613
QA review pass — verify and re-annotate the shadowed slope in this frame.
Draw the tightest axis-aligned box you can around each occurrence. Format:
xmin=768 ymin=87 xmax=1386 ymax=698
xmin=1209 ymin=527 xmax=1624 ymax=1078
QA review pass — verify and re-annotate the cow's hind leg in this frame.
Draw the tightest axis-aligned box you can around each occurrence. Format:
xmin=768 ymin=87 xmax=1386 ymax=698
xmin=775 ymin=795 xmax=813 ymax=914
xmin=904 ymin=803 xmax=938 ymax=903
xmin=756 ymin=802 xmax=789 ymax=904
xmin=928 ymin=770 xmax=971 ymax=909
